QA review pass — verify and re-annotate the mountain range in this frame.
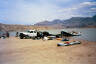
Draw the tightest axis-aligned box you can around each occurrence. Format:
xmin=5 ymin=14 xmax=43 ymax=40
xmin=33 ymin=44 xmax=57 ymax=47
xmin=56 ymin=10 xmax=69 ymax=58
xmin=34 ymin=15 xmax=96 ymax=28
xmin=0 ymin=15 xmax=96 ymax=31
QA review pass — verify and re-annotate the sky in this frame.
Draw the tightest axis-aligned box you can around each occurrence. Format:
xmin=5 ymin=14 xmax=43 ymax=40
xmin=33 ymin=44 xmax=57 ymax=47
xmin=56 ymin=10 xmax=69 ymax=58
xmin=0 ymin=0 xmax=96 ymax=25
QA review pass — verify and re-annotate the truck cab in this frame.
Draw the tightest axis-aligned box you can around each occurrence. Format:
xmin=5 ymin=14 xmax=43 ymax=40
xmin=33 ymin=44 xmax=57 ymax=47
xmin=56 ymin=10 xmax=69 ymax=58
xmin=27 ymin=30 xmax=37 ymax=37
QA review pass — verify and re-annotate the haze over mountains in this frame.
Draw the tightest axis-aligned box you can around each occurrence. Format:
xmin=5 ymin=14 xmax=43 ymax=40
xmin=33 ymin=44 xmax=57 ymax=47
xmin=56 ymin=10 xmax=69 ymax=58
xmin=0 ymin=15 xmax=96 ymax=31
xmin=35 ymin=14 xmax=96 ymax=28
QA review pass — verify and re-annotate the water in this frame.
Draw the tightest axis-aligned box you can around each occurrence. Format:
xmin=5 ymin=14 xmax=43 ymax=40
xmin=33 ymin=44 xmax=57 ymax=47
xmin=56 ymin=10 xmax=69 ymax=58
xmin=0 ymin=28 xmax=96 ymax=42
xmin=40 ymin=28 xmax=96 ymax=42
xmin=0 ymin=31 xmax=17 ymax=37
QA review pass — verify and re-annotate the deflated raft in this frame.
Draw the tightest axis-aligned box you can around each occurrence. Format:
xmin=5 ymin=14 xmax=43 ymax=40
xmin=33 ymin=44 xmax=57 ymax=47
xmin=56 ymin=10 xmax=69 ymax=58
xmin=57 ymin=41 xmax=81 ymax=46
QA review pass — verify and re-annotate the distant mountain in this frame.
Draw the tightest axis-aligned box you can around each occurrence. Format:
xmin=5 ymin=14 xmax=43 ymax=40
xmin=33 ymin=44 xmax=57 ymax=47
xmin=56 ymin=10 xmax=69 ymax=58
xmin=34 ymin=15 xmax=96 ymax=28
xmin=0 ymin=23 xmax=53 ymax=31
xmin=0 ymin=15 xmax=96 ymax=31
xmin=35 ymin=19 xmax=63 ymax=26
xmin=93 ymin=15 xmax=96 ymax=21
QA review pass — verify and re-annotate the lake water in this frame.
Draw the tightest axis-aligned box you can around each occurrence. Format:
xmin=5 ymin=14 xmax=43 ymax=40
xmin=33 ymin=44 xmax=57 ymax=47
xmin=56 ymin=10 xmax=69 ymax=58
xmin=40 ymin=28 xmax=96 ymax=42
xmin=0 ymin=28 xmax=96 ymax=42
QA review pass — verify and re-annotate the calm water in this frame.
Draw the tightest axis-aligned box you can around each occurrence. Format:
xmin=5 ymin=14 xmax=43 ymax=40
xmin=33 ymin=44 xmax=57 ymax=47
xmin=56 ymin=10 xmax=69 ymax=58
xmin=0 ymin=28 xmax=96 ymax=42
xmin=40 ymin=28 xmax=96 ymax=42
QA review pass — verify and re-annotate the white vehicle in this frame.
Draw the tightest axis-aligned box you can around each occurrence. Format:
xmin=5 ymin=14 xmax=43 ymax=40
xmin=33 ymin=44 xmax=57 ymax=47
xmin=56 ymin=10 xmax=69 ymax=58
xmin=19 ymin=30 xmax=37 ymax=39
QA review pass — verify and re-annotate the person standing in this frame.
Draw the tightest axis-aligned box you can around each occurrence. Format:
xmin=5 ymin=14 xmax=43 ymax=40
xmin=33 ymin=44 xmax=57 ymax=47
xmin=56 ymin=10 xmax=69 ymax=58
xmin=6 ymin=31 xmax=9 ymax=38
xmin=16 ymin=32 xmax=18 ymax=37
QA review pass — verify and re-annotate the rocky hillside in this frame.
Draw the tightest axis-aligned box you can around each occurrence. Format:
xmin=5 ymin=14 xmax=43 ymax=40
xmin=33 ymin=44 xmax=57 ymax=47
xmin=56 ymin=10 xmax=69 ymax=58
xmin=0 ymin=23 xmax=53 ymax=31
xmin=35 ymin=15 xmax=96 ymax=28
xmin=0 ymin=15 xmax=96 ymax=31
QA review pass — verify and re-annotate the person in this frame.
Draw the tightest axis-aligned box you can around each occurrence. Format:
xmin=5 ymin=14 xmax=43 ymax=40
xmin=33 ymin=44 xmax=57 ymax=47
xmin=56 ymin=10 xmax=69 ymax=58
xmin=16 ymin=32 xmax=18 ymax=37
xmin=6 ymin=31 xmax=9 ymax=38
xmin=0 ymin=33 xmax=1 ymax=38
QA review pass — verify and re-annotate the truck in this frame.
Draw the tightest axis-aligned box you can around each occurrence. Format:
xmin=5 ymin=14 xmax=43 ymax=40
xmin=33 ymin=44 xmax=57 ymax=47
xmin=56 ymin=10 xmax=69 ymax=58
xmin=19 ymin=30 xmax=56 ymax=39
xmin=19 ymin=30 xmax=38 ymax=39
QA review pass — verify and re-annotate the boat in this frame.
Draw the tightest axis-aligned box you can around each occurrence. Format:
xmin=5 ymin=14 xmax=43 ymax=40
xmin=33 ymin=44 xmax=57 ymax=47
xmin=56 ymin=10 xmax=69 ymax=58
xmin=61 ymin=31 xmax=81 ymax=36
xmin=70 ymin=32 xmax=81 ymax=36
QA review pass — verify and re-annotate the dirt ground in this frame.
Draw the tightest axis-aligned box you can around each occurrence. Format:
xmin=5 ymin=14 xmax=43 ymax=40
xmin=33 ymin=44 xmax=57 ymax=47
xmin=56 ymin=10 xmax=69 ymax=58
xmin=0 ymin=37 xmax=96 ymax=64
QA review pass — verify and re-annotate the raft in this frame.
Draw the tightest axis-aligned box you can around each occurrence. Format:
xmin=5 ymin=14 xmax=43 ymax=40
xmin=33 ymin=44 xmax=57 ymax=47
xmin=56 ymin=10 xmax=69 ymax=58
xmin=56 ymin=38 xmax=62 ymax=40
xmin=57 ymin=41 xmax=81 ymax=46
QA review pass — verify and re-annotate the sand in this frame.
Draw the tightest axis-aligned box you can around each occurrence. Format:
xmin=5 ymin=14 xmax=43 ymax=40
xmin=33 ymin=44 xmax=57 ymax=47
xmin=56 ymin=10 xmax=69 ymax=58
xmin=0 ymin=37 xmax=96 ymax=64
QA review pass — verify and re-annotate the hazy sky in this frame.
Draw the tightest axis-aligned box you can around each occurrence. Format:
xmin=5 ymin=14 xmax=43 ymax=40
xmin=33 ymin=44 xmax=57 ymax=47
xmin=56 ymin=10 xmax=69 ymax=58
xmin=0 ymin=0 xmax=96 ymax=24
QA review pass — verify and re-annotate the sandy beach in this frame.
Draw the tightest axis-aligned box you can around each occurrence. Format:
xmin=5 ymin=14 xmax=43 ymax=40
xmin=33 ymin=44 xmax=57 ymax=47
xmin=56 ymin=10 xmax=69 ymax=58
xmin=0 ymin=37 xmax=96 ymax=64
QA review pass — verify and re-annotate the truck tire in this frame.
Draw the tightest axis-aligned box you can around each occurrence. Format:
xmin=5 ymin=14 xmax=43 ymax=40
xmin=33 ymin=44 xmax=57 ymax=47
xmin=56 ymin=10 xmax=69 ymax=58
xmin=20 ymin=36 xmax=24 ymax=39
xmin=19 ymin=33 xmax=24 ymax=39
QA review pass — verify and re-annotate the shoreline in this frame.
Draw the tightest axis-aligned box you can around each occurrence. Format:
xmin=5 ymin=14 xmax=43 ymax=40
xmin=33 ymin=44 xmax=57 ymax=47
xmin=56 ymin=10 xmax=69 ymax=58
xmin=0 ymin=37 xmax=96 ymax=64
xmin=0 ymin=27 xmax=96 ymax=32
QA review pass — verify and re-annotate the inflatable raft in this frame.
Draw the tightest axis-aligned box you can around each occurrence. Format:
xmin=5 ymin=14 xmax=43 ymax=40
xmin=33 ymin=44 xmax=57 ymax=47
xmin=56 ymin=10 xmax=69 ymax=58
xmin=57 ymin=41 xmax=81 ymax=46
xmin=56 ymin=38 xmax=62 ymax=40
